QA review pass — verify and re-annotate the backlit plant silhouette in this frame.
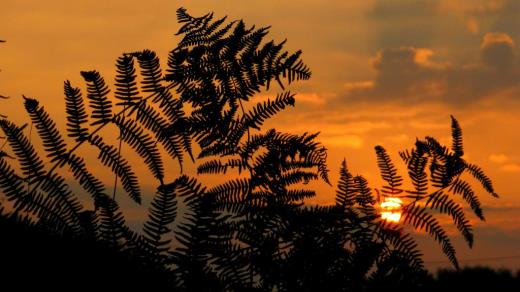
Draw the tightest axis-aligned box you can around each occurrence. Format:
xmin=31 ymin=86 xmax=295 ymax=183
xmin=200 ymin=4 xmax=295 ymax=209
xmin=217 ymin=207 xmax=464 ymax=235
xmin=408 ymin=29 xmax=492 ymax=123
xmin=0 ymin=8 xmax=498 ymax=291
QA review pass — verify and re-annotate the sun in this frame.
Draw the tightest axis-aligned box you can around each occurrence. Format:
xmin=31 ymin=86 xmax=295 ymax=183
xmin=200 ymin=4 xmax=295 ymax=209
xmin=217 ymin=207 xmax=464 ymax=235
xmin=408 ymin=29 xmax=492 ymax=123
xmin=380 ymin=197 xmax=402 ymax=223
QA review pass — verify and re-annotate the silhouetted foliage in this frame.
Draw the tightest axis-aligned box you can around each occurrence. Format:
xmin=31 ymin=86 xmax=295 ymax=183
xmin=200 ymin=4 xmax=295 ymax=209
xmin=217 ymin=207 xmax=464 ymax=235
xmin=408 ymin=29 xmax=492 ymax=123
xmin=0 ymin=8 xmax=499 ymax=291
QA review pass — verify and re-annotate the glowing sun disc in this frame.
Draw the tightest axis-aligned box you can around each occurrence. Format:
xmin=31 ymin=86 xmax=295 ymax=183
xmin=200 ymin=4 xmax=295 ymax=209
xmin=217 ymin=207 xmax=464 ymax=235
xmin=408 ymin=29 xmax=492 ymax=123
xmin=380 ymin=197 xmax=402 ymax=223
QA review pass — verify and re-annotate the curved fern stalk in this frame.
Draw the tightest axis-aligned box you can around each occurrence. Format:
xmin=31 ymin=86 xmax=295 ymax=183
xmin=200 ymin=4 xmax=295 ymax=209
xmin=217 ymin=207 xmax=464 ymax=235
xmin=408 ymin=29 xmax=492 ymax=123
xmin=111 ymin=54 xmax=136 ymax=201
xmin=401 ymin=204 xmax=459 ymax=268
xmin=375 ymin=146 xmax=403 ymax=196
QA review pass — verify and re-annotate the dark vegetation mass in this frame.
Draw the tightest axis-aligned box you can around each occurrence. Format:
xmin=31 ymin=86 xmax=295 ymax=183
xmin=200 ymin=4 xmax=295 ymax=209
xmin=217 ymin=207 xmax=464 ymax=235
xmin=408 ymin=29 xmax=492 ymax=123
xmin=0 ymin=8 xmax=510 ymax=291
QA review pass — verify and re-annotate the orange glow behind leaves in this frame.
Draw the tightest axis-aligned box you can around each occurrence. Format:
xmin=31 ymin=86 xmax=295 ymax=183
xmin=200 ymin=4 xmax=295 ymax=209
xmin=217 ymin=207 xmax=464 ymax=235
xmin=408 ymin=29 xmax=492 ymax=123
xmin=380 ymin=197 xmax=402 ymax=223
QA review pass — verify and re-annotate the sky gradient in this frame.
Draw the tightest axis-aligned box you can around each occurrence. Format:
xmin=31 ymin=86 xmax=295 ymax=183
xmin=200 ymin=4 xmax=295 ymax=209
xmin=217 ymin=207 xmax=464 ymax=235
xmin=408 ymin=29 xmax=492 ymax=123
xmin=2 ymin=0 xmax=520 ymax=270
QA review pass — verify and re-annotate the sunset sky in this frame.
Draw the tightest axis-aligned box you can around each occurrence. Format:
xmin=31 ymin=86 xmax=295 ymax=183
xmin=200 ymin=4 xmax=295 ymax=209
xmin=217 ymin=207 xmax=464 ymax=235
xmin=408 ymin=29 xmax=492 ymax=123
xmin=2 ymin=0 xmax=520 ymax=270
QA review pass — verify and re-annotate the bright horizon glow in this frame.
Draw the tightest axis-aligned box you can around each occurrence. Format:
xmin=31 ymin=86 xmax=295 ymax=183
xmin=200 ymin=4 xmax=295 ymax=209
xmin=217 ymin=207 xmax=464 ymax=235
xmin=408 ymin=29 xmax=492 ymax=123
xmin=381 ymin=197 xmax=402 ymax=223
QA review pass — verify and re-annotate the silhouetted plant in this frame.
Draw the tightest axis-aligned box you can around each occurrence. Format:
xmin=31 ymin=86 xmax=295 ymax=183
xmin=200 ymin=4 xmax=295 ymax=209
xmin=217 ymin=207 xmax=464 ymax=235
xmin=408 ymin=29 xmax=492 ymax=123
xmin=0 ymin=8 xmax=498 ymax=291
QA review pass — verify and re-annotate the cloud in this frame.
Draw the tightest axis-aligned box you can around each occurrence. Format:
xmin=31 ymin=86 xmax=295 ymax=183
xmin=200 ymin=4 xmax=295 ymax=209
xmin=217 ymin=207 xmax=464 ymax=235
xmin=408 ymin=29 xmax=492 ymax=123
xmin=369 ymin=0 xmax=440 ymax=48
xmin=320 ymin=134 xmax=363 ymax=149
xmin=481 ymin=32 xmax=516 ymax=71
xmin=489 ymin=153 xmax=509 ymax=163
xmin=341 ymin=32 xmax=520 ymax=105
xmin=500 ymin=163 xmax=520 ymax=173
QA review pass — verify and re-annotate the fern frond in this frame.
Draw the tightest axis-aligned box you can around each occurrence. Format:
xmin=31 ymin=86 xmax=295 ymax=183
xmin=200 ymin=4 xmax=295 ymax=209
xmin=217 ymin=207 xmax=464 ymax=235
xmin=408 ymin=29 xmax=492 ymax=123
xmin=134 ymin=101 xmax=185 ymax=169
xmin=206 ymin=178 xmax=250 ymax=207
xmin=197 ymin=158 xmax=246 ymax=175
xmin=405 ymin=149 xmax=428 ymax=196
xmin=375 ymin=146 xmax=403 ymax=195
xmin=465 ymin=163 xmax=499 ymax=197
xmin=244 ymin=92 xmax=295 ymax=130
xmin=80 ymin=70 xmax=112 ymax=126
xmin=38 ymin=172 xmax=84 ymax=234
xmin=425 ymin=191 xmax=473 ymax=247
xmin=277 ymin=50 xmax=311 ymax=86
xmin=64 ymin=80 xmax=89 ymax=141
xmin=133 ymin=50 xmax=165 ymax=99
xmin=281 ymin=170 xmax=318 ymax=186
xmin=18 ymin=190 xmax=79 ymax=235
xmin=89 ymin=135 xmax=141 ymax=204
xmin=143 ymin=182 xmax=178 ymax=254
xmin=95 ymin=194 xmax=128 ymax=249
xmin=0 ymin=158 xmax=26 ymax=203
xmin=113 ymin=115 xmax=164 ymax=183
xmin=24 ymin=97 xmax=67 ymax=163
xmin=159 ymin=94 xmax=194 ymax=162
xmin=354 ymin=176 xmax=376 ymax=210
xmin=450 ymin=178 xmax=484 ymax=220
xmin=176 ymin=7 xmax=213 ymax=35
xmin=336 ymin=160 xmax=357 ymax=207
xmin=0 ymin=120 xmax=45 ymax=184
xmin=379 ymin=231 xmax=424 ymax=272
xmin=279 ymin=189 xmax=315 ymax=202
xmin=402 ymin=204 xmax=458 ymax=268
xmin=450 ymin=115 xmax=463 ymax=157
xmin=66 ymin=154 xmax=107 ymax=204
xmin=114 ymin=53 xmax=140 ymax=105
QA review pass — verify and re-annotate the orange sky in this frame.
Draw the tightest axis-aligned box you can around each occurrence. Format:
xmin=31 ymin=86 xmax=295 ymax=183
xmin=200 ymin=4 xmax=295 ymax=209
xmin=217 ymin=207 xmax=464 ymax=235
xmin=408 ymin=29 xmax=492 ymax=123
xmin=2 ymin=0 xmax=520 ymax=270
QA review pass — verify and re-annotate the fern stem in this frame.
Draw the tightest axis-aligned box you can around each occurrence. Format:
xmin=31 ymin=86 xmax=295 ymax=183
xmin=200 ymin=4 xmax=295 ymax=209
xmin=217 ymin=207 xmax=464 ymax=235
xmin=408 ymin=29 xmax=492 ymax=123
xmin=238 ymin=98 xmax=250 ymax=142
xmin=27 ymin=121 xmax=33 ymax=194
xmin=237 ymin=97 xmax=255 ymax=287
xmin=112 ymin=106 xmax=126 ymax=200
xmin=0 ymin=138 xmax=7 ymax=151
xmin=112 ymin=130 xmax=123 ymax=200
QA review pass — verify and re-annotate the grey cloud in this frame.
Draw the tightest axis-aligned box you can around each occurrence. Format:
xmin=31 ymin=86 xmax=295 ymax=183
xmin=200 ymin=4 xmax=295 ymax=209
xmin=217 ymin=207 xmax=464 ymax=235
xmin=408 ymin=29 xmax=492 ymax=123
xmin=341 ymin=32 xmax=520 ymax=105
xmin=369 ymin=0 xmax=441 ymax=48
